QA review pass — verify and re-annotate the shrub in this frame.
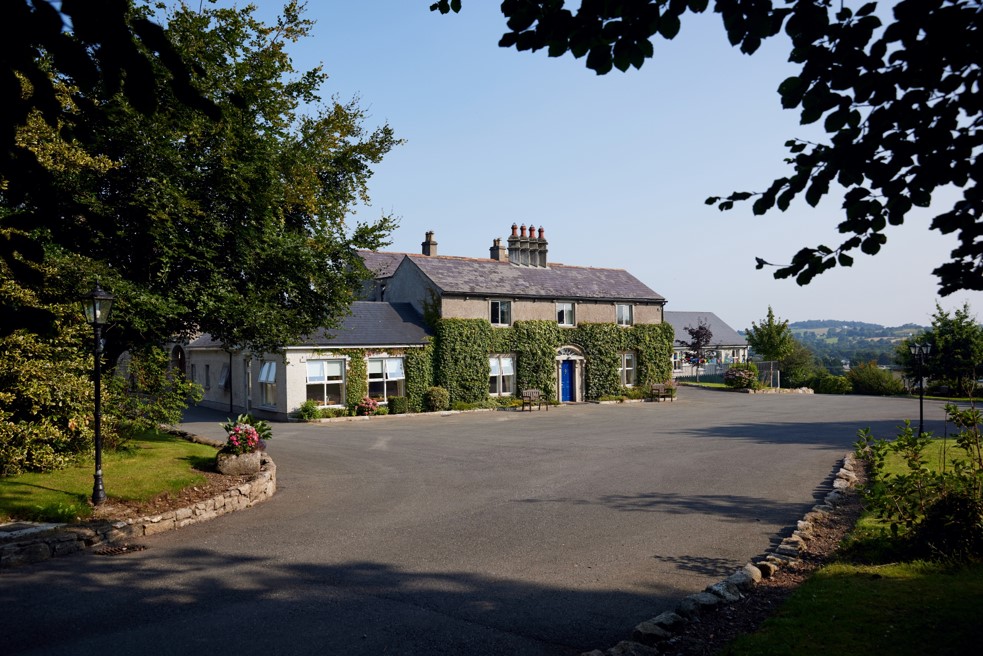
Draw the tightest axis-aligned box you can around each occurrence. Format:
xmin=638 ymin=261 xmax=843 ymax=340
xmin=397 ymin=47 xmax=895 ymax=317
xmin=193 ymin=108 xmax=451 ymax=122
xmin=855 ymin=406 xmax=983 ymax=561
xmin=374 ymin=406 xmax=389 ymax=416
xmin=847 ymin=362 xmax=905 ymax=396
xmin=724 ymin=362 xmax=759 ymax=389
xmin=296 ymin=399 xmax=321 ymax=420
xmin=810 ymin=371 xmax=853 ymax=394
xmin=355 ymin=396 xmax=378 ymax=416
xmin=387 ymin=396 xmax=409 ymax=415
xmin=423 ymin=386 xmax=450 ymax=412
xmin=321 ymin=407 xmax=347 ymax=419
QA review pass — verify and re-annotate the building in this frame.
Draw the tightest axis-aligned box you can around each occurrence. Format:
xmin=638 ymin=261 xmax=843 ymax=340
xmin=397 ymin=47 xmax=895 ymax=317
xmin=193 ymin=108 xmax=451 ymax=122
xmin=187 ymin=225 xmax=671 ymax=419
xmin=664 ymin=311 xmax=748 ymax=378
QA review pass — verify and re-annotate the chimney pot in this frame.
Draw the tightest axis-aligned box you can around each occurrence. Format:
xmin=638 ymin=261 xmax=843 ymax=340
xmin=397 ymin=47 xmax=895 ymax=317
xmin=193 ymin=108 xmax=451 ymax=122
xmin=520 ymin=224 xmax=527 ymax=238
xmin=538 ymin=227 xmax=545 ymax=239
xmin=511 ymin=223 xmax=518 ymax=236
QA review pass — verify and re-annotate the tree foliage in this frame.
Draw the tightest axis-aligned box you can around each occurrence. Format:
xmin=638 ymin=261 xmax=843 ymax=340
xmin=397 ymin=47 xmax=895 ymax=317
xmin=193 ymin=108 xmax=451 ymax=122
xmin=433 ymin=0 xmax=983 ymax=296
xmin=5 ymin=1 xmax=399 ymax=358
xmin=898 ymin=302 xmax=983 ymax=397
xmin=1 ymin=0 xmax=219 ymax=335
xmin=747 ymin=306 xmax=795 ymax=386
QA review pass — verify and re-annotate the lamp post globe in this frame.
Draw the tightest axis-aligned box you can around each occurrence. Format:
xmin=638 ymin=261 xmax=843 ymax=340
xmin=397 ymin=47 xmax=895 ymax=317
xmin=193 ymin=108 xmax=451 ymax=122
xmin=81 ymin=283 xmax=114 ymax=506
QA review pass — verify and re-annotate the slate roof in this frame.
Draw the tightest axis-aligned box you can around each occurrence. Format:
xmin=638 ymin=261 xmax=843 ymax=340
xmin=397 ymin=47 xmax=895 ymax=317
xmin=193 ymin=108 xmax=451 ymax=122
xmin=664 ymin=311 xmax=747 ymax=347
xmin=187 ymin=302 xmax=431 ymax=349
xmin=401 ymin=254 xmax=665 ymax=302
xmin=358 ymin=250 xmax=407 ymax=278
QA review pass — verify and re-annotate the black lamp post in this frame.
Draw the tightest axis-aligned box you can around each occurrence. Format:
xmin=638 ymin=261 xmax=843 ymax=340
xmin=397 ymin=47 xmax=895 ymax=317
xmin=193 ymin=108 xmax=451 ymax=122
xmin=910 ymin=342 xmax=932 ymax=437
xmin=81 ymin=283 xmax=114 ymax=506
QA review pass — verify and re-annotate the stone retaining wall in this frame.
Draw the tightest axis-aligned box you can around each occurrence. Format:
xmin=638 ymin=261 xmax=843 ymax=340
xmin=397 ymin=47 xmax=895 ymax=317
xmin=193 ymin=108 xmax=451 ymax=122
xmin=0 ymin=453 xmax=276 ymax=570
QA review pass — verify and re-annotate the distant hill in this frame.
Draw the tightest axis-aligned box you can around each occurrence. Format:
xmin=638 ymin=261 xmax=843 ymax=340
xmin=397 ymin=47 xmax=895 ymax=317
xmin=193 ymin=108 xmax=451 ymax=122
xmin=783 ymin=320 xmax=928 ymax=371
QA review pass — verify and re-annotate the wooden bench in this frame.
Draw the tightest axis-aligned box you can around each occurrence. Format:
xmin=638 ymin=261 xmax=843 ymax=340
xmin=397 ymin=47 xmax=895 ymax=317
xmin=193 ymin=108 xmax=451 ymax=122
xmin=649 ymin=383 xmax=675 ymax=402
xmin=521 ymin=388 xmax=548 ymax=411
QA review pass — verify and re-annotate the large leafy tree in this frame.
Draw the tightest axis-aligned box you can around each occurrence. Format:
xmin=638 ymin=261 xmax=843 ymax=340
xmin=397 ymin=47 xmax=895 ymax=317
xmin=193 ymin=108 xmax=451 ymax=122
xmin=1 ymin=0 xmax=219 ymax=335
xmin=433 ymin=0 xmax=983 ymax=296
xmin=746 ymin=306 xmax=795 ymax=385
xmin=9 ymin=1 xmax=398 ymax=359
xmin=898 ymin=303 xmax=983 ymax=396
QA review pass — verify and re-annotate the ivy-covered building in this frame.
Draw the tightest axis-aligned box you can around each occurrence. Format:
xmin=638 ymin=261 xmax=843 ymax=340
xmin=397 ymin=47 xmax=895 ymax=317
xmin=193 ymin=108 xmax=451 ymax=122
xmin=186 ymin=225 xmax=674 ymax=419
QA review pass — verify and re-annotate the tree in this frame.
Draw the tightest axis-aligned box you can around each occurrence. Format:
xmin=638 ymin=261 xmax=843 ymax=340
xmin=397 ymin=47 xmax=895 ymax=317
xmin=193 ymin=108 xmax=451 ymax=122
xmin=433 ymin=1 xmax=983 ymax=296
xmin=779 ymin=337 xmax=819 ymax=388
xmin=1 ymin=0 xmax=219 ymax=335
xmin=7 ymin=1 xmax=399 ymax=360
xmin=898 ymin=302 xmax=983 ymax=397
xmin=746 ymin=306 xmax=795 ymax=387
xmin=677 ymin=318 xmax=713 ymax=383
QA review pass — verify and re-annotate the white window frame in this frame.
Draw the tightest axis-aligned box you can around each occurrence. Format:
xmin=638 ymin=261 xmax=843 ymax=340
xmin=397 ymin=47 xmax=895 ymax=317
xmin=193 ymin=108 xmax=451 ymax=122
xmin=490 ymin=300 xmax=512 ymax=326
xmin=616 ymin=304 xmax=634 ymax=326
xmin=258 ymin=361 xmax=277 ymax=407
xmin=619 ymin=352 xmax=636 ymax=386
xmin=218 ymin=363 xmax=230 ymax=390
xmin=367 ymin=357 xmax=405 ymax=402
xmin=306 ymin=359 xmax=346 ymax=407
xmin=556 ymin=302 xmax=575 ymax=326
xmin=489 ymin=354 xmax=516 ymax=396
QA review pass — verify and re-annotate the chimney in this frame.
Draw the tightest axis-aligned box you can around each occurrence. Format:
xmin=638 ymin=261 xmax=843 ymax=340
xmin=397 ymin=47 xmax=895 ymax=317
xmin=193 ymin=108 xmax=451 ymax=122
xmin=519 ymin=224 xmax=530 ymax=266
xmin=507 ymin=223 xmax=519 ymax=264
xmin=421 ymin=230 xmax=437 ymax=256
xmin=537 ymin=226 xmax=548 ymax=267
xmin=489 ymin=238 xmax=507 ymax=261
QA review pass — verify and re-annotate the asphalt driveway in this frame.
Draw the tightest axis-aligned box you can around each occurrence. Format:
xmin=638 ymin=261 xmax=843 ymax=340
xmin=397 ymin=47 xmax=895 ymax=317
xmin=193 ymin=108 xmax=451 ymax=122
xmin=1 ymin=388 xmax=949 ymax=655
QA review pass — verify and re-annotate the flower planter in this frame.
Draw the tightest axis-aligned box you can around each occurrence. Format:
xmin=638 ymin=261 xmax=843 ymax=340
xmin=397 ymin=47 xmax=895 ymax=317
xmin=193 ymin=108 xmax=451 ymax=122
xmin=216 ymin=450 xmax=262 ymax=476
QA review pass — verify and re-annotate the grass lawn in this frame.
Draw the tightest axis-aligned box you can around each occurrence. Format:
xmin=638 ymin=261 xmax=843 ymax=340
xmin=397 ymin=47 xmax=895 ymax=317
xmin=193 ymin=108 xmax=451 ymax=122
xmin=724 ymin=437 xmax=983 ymax=655
xmin=723 ymin=561 xmax=983 ymax=656
xmin=0 ymin=430 xmax=218 ymax=523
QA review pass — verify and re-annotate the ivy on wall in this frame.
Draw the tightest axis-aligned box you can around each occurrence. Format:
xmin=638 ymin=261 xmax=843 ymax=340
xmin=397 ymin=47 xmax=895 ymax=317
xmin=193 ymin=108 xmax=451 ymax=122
xmin=508 ymin=321 xmax=562 ymax=399
xmin=340 ymin=349 xmax=368 ymax=407
xmin=630 ymin=322 xmax=675 ymax=387
xmin=570 ymin=323 xmax=626 ymax=400
xmin=434 ymin=319 xmax=493 ymax=404
xmin=404 ymin=342 xmax=434 ymax=412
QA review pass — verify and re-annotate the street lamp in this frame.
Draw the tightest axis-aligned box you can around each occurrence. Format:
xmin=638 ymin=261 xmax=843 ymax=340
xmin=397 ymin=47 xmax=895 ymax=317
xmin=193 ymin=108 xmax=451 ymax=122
xmin=81 ymin=283 xmax=114 ymax=506
xmin=909 ymin=342 xmax=932 ymax=437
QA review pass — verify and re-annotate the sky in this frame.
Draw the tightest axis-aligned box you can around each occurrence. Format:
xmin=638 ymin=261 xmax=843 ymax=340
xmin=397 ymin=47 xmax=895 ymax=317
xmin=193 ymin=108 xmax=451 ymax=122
xmin=235 ymin=0 xmax=981 ymax=330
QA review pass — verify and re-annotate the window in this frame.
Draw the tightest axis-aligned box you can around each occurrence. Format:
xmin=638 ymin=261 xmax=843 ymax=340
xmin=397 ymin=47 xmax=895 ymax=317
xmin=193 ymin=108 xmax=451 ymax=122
xmin=489 ymin=355 xmax=515 ymax=396
xmin=204 ymin=364 xmax=211 ymax=389
xmin=556 ymin=302 xmax=574 ymax=326
xmin=258 ymin=361 xmax=277 ymax=407
xmin=218 ymin=364 xmax=230 ymax=390
xmin=190 ymin=364 xmax=197 ymax=383
xmin=619 ymin=352 xmax=636 ymax=386
xmin=673 ymin=352 xmax=683 ymax=371
xmin=490 ymin=300 xmax=512 ymax=326
xmin=306 ymin=359 xmax=346 ymax=406
xmin=368 ymin=357 xmax=405 ymax=402
xmin=617 ymin=304 xmax=633 ymax=326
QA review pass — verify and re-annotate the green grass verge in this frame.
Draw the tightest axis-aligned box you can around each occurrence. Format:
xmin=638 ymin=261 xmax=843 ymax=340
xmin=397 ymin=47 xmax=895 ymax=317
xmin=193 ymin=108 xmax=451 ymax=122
xmin=0 ymin=430 xmax=218 ymax=523
xmin=722 ymin=561 xmax=983 ymax=656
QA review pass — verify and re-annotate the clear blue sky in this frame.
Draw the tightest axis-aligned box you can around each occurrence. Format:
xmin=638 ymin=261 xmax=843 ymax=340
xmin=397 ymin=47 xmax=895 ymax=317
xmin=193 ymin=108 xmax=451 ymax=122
xmin=235 ymin=1 xmax=980 ymax=330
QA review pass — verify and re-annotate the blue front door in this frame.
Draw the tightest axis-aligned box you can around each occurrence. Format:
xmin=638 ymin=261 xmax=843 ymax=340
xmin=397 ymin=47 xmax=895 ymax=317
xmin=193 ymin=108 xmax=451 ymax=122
xmin=560 ymin=360 xmax=575 ymax=402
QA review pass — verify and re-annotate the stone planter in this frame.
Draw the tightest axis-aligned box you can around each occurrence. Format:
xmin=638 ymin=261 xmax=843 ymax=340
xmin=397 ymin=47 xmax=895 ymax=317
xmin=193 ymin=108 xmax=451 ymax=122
xmin=216 ymin=450 xmax=262 ymax=475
